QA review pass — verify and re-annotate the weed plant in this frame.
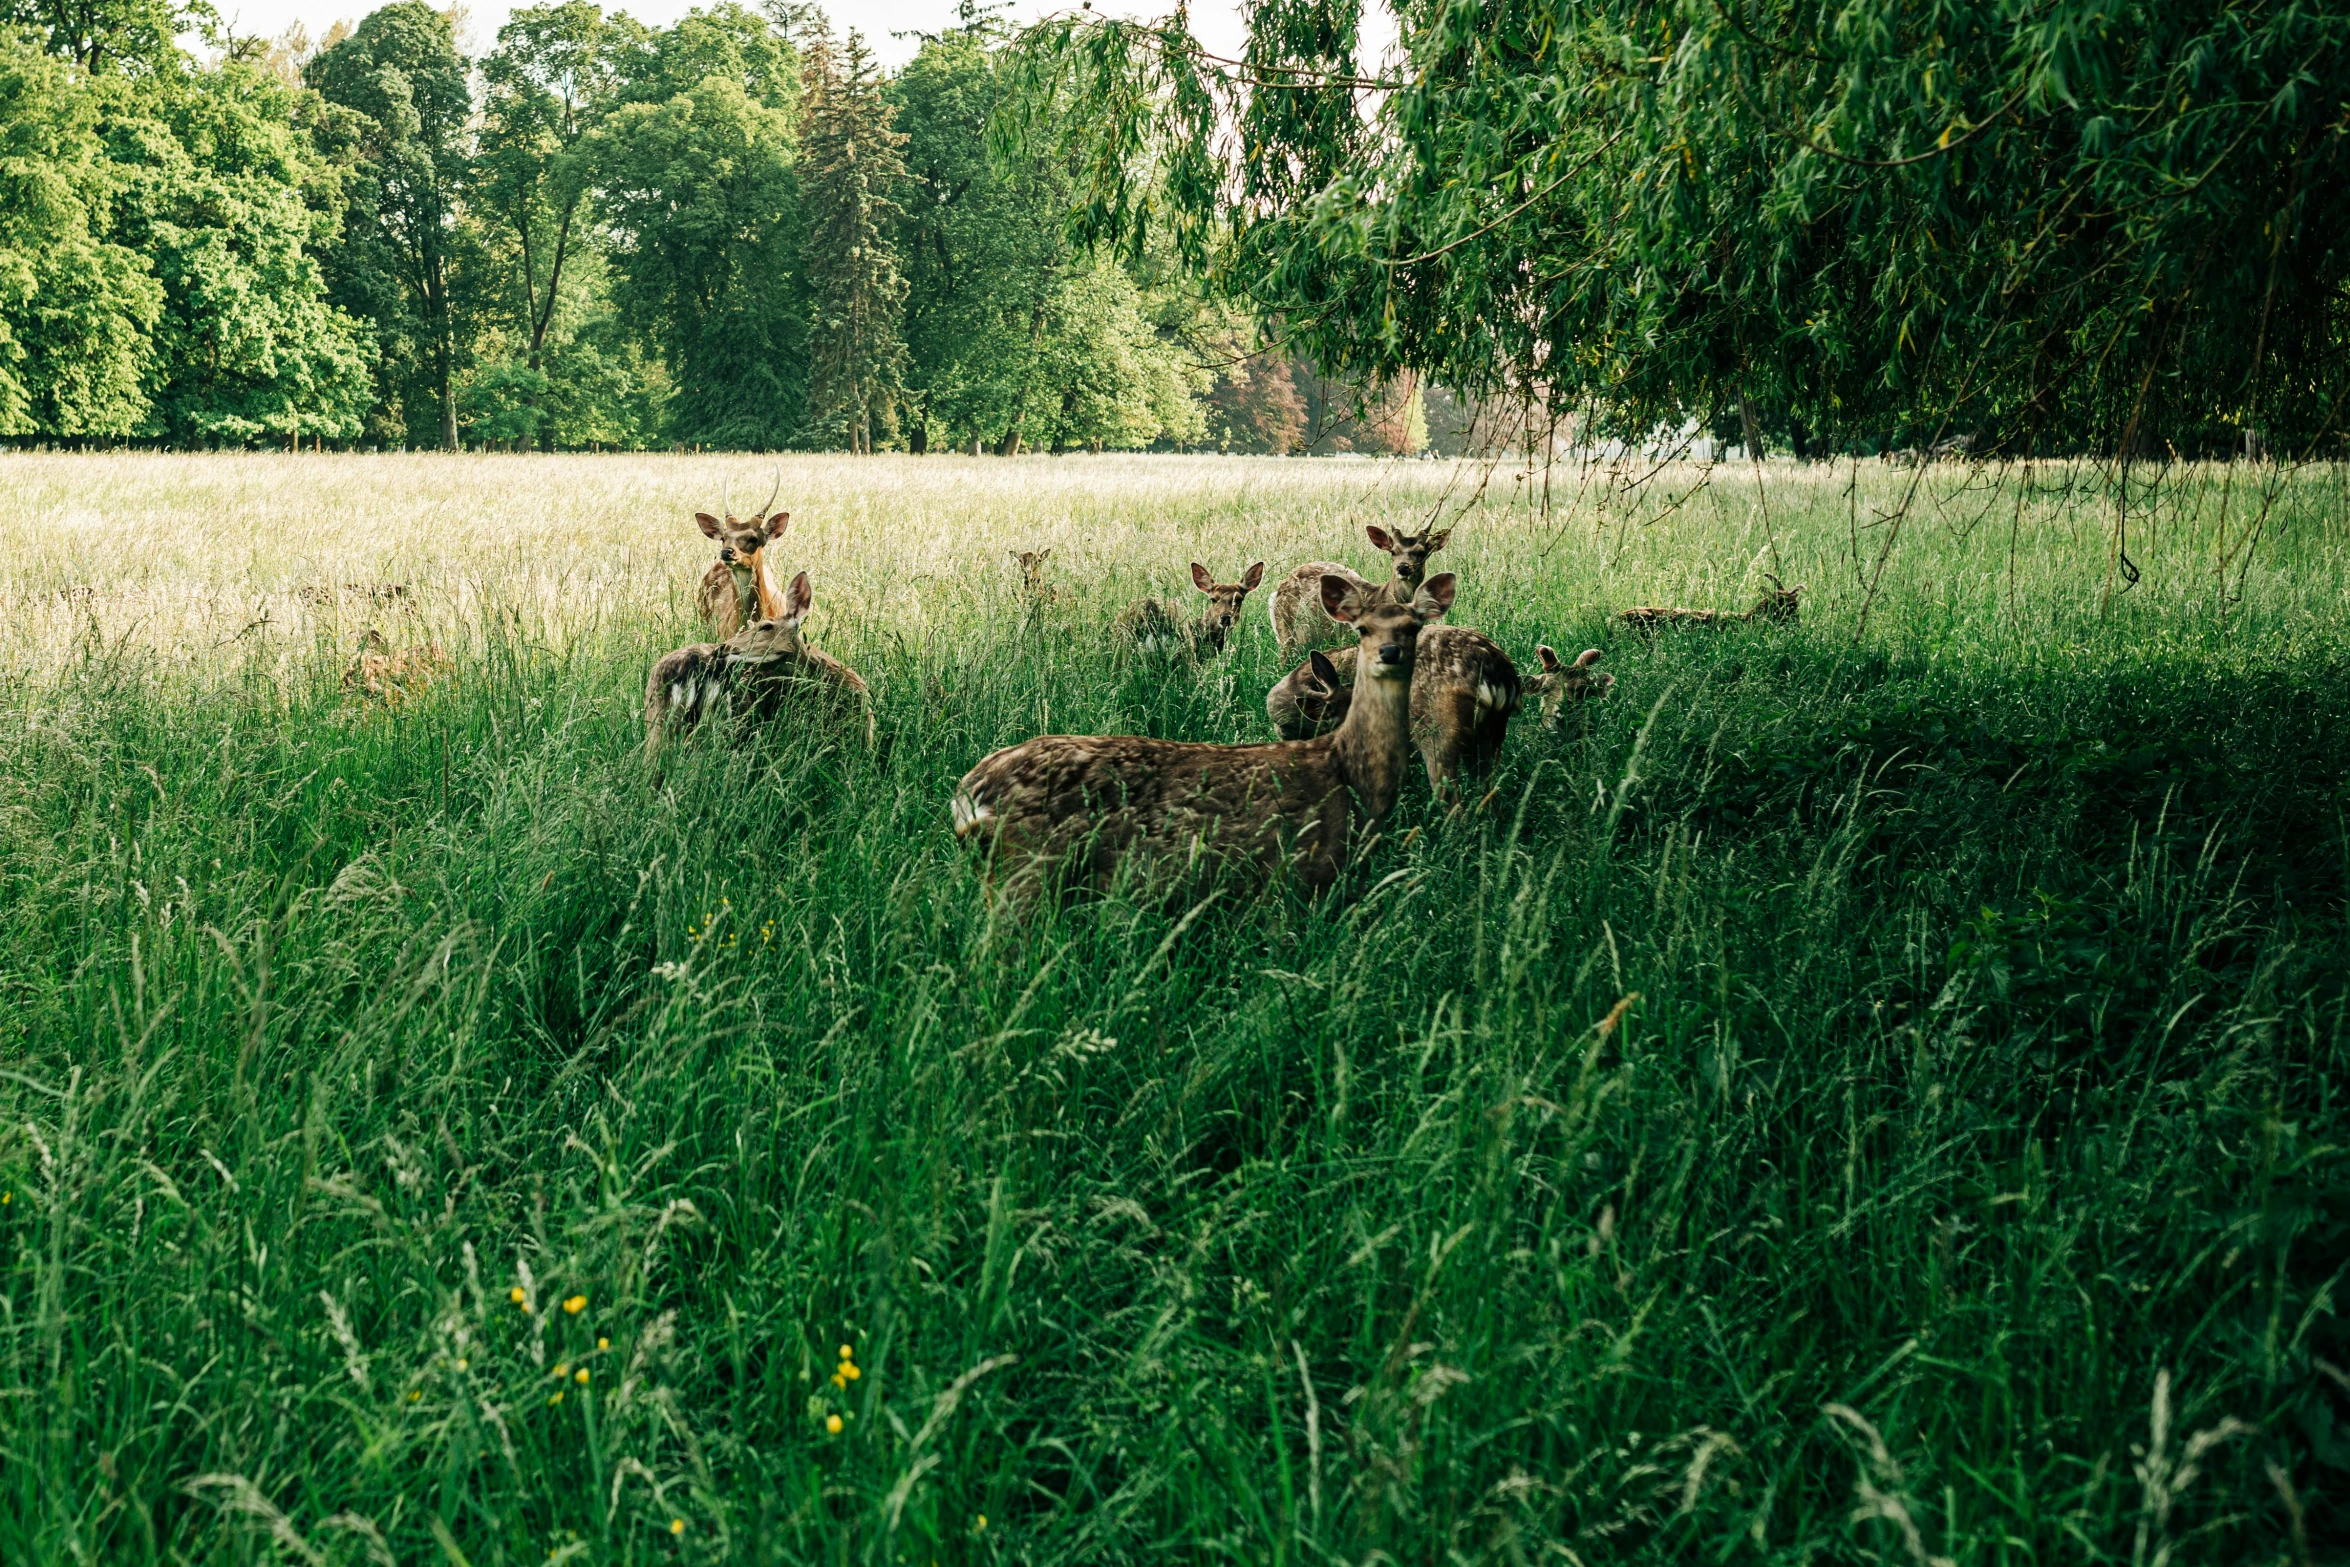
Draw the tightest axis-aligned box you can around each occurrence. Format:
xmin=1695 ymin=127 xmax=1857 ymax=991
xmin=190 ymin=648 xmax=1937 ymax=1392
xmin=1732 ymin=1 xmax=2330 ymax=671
xmin=0 ymin=452 xmax=2342 ymax=1564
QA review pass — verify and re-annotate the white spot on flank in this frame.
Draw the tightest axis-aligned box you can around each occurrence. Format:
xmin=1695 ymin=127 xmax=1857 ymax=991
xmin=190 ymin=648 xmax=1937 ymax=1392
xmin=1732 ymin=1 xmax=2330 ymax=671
xmin=951 ymin=790 xmax=993 ymax=837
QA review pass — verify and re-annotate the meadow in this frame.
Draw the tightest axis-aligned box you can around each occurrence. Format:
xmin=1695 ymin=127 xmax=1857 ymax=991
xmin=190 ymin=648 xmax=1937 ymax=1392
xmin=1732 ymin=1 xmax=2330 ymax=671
xmin=0 ymin=449 xmax=2343 ymax=1565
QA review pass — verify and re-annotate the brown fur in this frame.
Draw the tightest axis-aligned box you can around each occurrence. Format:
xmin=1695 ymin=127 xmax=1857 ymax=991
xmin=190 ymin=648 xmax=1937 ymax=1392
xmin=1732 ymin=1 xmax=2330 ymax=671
xmin=1266 ymin=649 xmax=1352 ymax=740
xmin=343 ymin=629 xmax=450 ymax=708
xmin=1114 ymin=561 xmax=1265 ymax=658
xmin=1010 ymin=549 xmax=1059 ymax=610
xmin=1268 ymin=523 xmax=1451 ymax=662
xmin=694 ymin=504 xmax=792 ymax=640
xmin=1526 ymin=646 xmax=1612 ymax=726
xmin=957 ymin=573 xmax=1458 ymax=900
xmin=647 ymin=563 xmax=871 ymax=755
xmin=1409 ymin=626 xmax=1521 ymax=799
xmin=1619 ymin=575 xmax=1801 ymax=632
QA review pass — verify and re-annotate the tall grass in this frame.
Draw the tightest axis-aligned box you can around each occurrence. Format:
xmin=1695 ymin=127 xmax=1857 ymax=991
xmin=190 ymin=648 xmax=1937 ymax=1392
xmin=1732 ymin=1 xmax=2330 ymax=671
xmin=0 ymin=451 xmax=2342 ymax=1565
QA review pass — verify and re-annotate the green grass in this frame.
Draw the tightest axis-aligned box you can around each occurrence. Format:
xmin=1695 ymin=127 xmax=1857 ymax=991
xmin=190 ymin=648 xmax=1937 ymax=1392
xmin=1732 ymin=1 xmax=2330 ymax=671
xmin=0 ymin=451 xmax=2343 ymax=1565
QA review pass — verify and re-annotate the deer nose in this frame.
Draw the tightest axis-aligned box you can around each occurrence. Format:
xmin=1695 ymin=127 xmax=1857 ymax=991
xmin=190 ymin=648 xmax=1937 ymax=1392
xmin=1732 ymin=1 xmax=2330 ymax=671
xmin=1377 ymin=644 xmax=1402 ymax=664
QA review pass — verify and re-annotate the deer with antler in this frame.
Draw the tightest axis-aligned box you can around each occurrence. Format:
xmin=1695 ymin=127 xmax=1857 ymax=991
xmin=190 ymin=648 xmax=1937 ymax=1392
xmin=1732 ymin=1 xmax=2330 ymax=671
xmin=1618 ymin=574 xmax=1802 ymax=631
xmin=1268 ymin=523 xmax=1451 ymax=663
xmin=956 ymin=573 xmax=1457 ymax=899
xmin=694 ymin=472 xmax=791 ymax=640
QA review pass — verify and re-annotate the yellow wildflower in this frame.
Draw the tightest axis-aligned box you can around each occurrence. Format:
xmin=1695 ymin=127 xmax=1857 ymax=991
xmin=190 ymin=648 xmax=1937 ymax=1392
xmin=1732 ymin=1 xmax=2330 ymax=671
xmin=563 ymin=1295 xmax=587 ymax=1315
xmin=837 ymin=1344 xmax=854 ymax=1360
xmin=508 ymin=1287 xmax=527 ymax=1306
xmin=842 ymin=1361 xmax=860 ymax=1381
xmin=553 ymin=1363 xmax=570 ymax=1380
xmin=575 ymin=1368 xmax=590 ymax=1385
xmin=548 ymin=1391 xmax=564 ymax=1405
xmin=975 ymin=1514 xmax=988 ymax=1531
xmin=597 ymin=1337 xmax=609 ymax=1351
xmin=825 ymin=1414 xmax=843 ymax=1434
xmin=669 ymin=1519 xmax=685 ymax=1536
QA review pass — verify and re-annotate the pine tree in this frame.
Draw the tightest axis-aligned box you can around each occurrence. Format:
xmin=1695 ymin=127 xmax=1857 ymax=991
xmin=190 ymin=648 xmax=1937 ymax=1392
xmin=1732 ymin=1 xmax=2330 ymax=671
xmin=798 ymin=24 xmax=906 ymax=454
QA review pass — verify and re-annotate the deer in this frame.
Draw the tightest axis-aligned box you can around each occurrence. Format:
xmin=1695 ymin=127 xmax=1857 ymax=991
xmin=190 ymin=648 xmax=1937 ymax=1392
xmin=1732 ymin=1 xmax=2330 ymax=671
xmin=1525 ymin=646 xmax=1613 ymax=728
xmin=694 ymin=473 xmax=791 ymax=640
xmin=1266 ymin=649 xmax=1352 ymax=740
xmin=1268 ymin=523 xmax=1451 ymax=663
xmin=1618 ymin=574 xmax=1801 ymax=632
xmin=1009 ymin=549 xmax=1059 ymax=611
xmin=955 ymin=573 xmax=1458 ymax=900
xmin=646 ymin=560 xmax=871 ymax=756
xmin=1114 ymin=562 xmax=1266 ymax=659
xmin=343 ymin=628 xmax=451 ymax=709
xmin=1410 ymin=625 xmax=1524 ymax=801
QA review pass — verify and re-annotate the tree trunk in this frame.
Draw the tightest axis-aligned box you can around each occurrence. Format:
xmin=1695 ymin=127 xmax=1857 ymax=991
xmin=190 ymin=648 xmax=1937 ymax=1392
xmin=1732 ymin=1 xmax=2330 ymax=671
xmin=1738 ymin=387 xmax=1763 ymax=459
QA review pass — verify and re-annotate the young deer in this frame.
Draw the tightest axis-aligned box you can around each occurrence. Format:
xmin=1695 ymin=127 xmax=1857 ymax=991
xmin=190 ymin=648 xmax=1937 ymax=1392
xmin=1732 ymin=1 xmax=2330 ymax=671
xmin=1009 ymin=549 xmax=1059 ymax=611
xmin=955 ymin=573 xmax=1458 ymax=898
xmin=1268 ymin=523 xmax=1451 ymax=662
xmin=343 ymin=628 xmax=450 ymax=708
xmin=1410 ymin=626 xmax=1523 ymax=800
xmin=694 ymin=476 xmax=791 ymax=640
xmin=646 ymin=563 xmax=871 ymax=755
xmin=1618 ymin=574 xmax=1802 ymax=631
xmin=1266 ymin=649 xmax=1351 ymax=740
xmin=1526 ymin=646 xmax=1612 ymax=727
xmin=1114 ymin=562 xmax=1266 ymax=658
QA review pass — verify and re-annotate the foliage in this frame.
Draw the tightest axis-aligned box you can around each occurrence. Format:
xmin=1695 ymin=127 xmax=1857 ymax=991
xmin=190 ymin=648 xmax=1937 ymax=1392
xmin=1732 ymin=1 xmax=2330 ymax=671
xmin=0 ymin=452 xmax=2341 ymax=1561
xmin=591 ymin=67 xmax=806 ymax=448
xmin=800 ymin=25 xmax=906 ymax=453
xmin=1010 ymin=0 xmax=2350 ymax=461
xmin=2 ymin=0 xmax=209 ymax=73
xmin=307 ymin=0 xmax=472 ymax=450
xmin=101 ymin=58 xmax=375 ymax=443
xmin=0 ymin=29 xmax=157 ymax=435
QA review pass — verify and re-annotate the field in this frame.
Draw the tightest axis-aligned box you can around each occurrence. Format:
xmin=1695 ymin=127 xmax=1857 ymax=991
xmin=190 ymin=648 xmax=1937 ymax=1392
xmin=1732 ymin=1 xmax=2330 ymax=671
xmin=0 ymin=450 xmax=2344 ymax=1565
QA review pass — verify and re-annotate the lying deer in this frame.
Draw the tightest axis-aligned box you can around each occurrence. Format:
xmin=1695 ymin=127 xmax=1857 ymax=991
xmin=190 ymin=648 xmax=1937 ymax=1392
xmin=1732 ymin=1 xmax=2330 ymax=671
xmin=1618 ymin=575 xmax=1801 ymax=631
xmin=1526 ymin=646 xmax=1613 ymax=727
xmin=343 ymin=628 xmax=450 ymax=708
xmin=955 ymin=573 xmax=1457 ymax=899
xmin=694 ymin=474 xmax=791 ymax=640
xmin=646 ymin=563 xmax=871 ymax=755
xmin=1266 ymin=649 xmax=1352 ymax=740
xmin=1268 ymin=523 xmax=1450 ymax=663
xmin=1115 ymin=562 xmax=1266 ymax=658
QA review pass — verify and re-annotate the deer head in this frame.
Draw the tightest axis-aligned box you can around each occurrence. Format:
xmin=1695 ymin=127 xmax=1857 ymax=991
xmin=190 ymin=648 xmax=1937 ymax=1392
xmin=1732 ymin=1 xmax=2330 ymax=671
xmin=1364 ymin=523 xmax=1452 ymax=591
xmin=1532 ymin=645 xmax=1612 ymax=721
xmin=1752 ymin=574 xmax=1803 ymax=623
xmin=696 ymin=472 xmax=790 ymax=591
xmin=729 ymin=567 xmax=815 ymax=663
xmin=1326 ymin=569 xmax=1455 ymax=680
xmin=1189 ymin=560 xmax=1267 ymax=651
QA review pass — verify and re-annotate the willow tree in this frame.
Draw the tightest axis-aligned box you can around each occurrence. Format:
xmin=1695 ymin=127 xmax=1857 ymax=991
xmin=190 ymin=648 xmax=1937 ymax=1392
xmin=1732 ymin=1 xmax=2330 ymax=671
xmin=1006 ymin=0 xmax=2350 ymax=466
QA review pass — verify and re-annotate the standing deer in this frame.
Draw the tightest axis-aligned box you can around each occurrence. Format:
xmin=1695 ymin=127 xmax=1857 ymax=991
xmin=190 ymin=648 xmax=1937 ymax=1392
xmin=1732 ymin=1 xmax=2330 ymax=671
xmin=694 ymin=474 xmax=791 ymax=639
xmin=955 ymin=573 xmax=1458 ymax=899
xmin=1618 ymin=574 xmax=1801 ymax=631
xmin=1410 ymin=626 xmax=1523 ymax=800
xmin=1009 ymin=549 xmax=1059 ymax=611
xmin=1115 ymin=562 xmax=1266 ymax=658
xmin=1268 ymin=523 xmax=1450 ymax=662
xmin=1526 ymin=646 xmax=1612 ymax=727
xmin=646 ymin=561 xmax=871 ymax=755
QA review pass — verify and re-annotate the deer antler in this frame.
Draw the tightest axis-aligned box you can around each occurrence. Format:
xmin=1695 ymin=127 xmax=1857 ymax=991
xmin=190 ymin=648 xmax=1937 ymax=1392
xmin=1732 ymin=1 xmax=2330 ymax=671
xmin=760 ymin=465 xmax=782 ymax=521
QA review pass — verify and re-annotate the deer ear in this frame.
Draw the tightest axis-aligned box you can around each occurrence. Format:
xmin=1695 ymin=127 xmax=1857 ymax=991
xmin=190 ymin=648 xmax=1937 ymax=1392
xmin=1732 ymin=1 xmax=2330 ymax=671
xmin=1040 ymin=549 xmax=1052 ymax=561
xmin=1412 ymin=572 xmax=1457 ymax=620
xmin=1242 ymin=561 xmax=1265 ymax=591
xmin=1575 ymin=648 xmax=1604 ymax=668
xmin=1365 ymin=524 xmax=1395 ymax=553
xmin=1190 ymin=562 xmax=1214 ymax=593
xmin=1308 ymin=649 xmax=1342 ymax=687
xmin=785 ymin=570 xmax=814 ymax=621
xmin=1537 ymin=644 xmax=1562 ymax=672
xmin=1425 ymin=528 xmax=1451 ymax=552
xmin=766 ymin=511 xmax=790 ymax=539
xmin=695 ymin=512 xmax=723 ymax=539
xmin=1319 ymin=572 xmax=1361 ymax=621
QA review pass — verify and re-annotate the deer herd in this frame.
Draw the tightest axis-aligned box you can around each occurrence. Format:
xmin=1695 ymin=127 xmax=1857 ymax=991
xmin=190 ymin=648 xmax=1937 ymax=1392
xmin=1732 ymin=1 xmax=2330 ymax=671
xmin=339 ymin=488 xmax=1798 ymax=903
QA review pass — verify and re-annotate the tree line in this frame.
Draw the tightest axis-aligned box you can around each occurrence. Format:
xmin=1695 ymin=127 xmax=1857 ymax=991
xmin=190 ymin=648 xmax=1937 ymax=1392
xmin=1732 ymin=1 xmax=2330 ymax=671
xmin=0 ymin=0 xmax=1441 ymax=454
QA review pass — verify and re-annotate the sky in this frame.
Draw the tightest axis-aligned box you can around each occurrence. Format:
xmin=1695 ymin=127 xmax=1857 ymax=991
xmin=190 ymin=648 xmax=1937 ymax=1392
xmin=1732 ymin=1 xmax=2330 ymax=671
xmin=210 ymin=0 xmax=1253 ymax=67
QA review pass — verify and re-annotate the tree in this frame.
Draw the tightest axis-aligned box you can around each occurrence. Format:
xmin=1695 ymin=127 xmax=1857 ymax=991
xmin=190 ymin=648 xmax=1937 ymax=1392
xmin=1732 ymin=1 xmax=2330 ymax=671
xmin=308 ymin=1 xmax=471 ymax=449
xmin=477 ymin=1 xmax=635 ymax=447
xmin=591 ymin=67 xmax=805 ymax=446
xmin=102 ymin=57 xmax=374 ymax=443
xmin=799 ymin=24 xmax=905 ymax=452
xmin=5 ymin=0 xmax=209 ymax=74
xmin=0 ymin=30 xmax=158 ymax=436
xmin=1029 ymin=261 xmax=1204 ymax=451
xmin=1012 ymin=0 xmax=2350 ymax=464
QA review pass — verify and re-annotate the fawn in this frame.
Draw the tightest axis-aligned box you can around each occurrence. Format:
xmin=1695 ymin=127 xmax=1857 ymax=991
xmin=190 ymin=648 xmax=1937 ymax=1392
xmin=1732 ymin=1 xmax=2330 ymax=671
xmin=694 ymin=476 xmax=791 ymax=639
xmin=1266 ymin=649 xmax=1352 ymax=740
xmin=1010 ymin=549 xmax=1059 ymax=610
xmin=646 ymin=562 xmax=871 ymax=755
xmin=1618 ymin=574 xmax=1802 ymax=631
xmin=1526 ymin=646 xmax=1613 ymax=727
xmin=1268 ymin=523 xmax=1451 ymax=662
xmin=955 ymin=573 xmax=1458 ymax=899
xmin=1114 ymin=562 xmax=1266 ymax=658
xmin=343 ymin=628 xmax=450 ymax=708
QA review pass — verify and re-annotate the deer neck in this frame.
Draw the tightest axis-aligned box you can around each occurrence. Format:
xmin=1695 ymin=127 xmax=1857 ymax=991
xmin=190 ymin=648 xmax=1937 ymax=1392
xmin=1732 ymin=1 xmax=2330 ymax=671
xmin=1329 ymin=648 xmax=1415 ymax=821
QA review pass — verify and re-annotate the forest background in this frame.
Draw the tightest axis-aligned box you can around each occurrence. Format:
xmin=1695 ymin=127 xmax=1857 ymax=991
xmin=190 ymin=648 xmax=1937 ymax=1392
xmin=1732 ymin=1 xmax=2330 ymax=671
xmin=0 ymin=0 xmax=1428 ymax=457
